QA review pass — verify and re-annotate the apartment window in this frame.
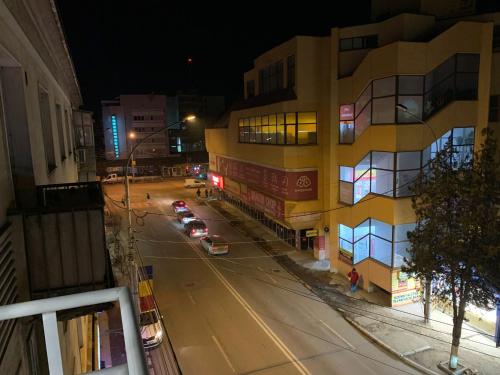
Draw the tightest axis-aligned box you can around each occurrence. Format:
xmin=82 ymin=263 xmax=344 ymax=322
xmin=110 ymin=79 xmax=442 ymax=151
xmin=65 ymin=109 xmax=73 ymax=155
xmin=489 ymin=95 xmax=500 ymax=122
xmin=246 ymin=80 xmax=255 ymax=98
xmin=339 ymin=34 xmax=378 ymax=51
xmin=55 ymin=104 xmax=66 ymax=160
xmin=259 ymin=60 xmax=284 ymax=95
xmin=287 ymin=55 xmax=295 ymax=90
xmin=38 ymin=87 xmax=56 ymax=172
xmin=77 ymin=149 xmax=86 ymax=163
xmin=493 ymin=25 xmax=500 ymax=51
xmin=239 ymin=111 xmax=317 ymax=145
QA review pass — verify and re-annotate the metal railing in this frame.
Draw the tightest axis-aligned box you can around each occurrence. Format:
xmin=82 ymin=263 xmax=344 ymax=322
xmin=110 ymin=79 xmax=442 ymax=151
xmin=0 ymin=287 xmax=147 ymax=375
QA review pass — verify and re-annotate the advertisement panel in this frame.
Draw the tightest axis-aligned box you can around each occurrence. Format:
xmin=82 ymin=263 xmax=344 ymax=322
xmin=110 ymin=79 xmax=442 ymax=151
xmin=246 ymin=187 xmax=285 ymax=218
xmin=391 ymin=271 xmax=420 ymax=306
xmin=217 ymin=156 xmax=317 ymax=201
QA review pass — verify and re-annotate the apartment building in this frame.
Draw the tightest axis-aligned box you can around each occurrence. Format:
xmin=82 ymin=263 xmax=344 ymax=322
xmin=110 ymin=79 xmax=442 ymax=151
xmin=0 ymin=1 xmax=110 ymax=373
xmin=102 ymin=94 xmax=169 ymax=160
xmin=205 ymin=0 xmax=500 ymax=306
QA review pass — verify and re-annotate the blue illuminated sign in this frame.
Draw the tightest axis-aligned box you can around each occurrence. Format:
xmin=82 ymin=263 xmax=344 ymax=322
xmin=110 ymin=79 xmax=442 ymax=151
xmin=111 ymin=115 xmax=119 ymax=158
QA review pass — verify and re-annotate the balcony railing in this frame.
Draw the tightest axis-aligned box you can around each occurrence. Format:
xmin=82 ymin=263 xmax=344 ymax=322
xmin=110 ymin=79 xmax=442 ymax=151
xmin=0 ymin=287 xmax=147 ymax=375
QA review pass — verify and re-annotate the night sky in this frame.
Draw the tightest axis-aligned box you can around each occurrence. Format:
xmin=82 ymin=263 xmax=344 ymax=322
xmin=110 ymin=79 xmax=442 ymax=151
xmin=55 ymin=1 xmax=371 ymax=115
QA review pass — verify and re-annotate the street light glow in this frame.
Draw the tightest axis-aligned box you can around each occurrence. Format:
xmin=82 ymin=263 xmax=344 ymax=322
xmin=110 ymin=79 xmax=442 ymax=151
xmin=129 ymin=131 xmax=136 ymax=139
xmin=184 ymin=115 xmax=196 ymax=122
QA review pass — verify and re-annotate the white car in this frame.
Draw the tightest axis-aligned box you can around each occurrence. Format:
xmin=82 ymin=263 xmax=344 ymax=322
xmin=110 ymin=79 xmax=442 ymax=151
xmin=177 ymin=211 xmax=197 ymax=224
xmin=200 ymin=235 xmax=229 ymax=255
xmin=102 ymin=173 xmax=118 ymax=184
xmin=184 ymin=178 xmax=206 ymax=188
xmin=140 ymin=308 xmax=163 ymax=350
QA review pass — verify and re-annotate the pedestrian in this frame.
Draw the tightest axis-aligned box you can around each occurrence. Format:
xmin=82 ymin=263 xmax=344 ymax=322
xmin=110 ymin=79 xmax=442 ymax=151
xmin=209 ymin=188 xmax=213 ymax=196
xmin=204 ymin=189 xmax=208 ymax=198
xmin=146 ymin=193 xmax=150 ymax=200
xmin=196 ymin=188 xmax=201 ymax=198
xmin=347 ymin=267 xmax=360 ymax=293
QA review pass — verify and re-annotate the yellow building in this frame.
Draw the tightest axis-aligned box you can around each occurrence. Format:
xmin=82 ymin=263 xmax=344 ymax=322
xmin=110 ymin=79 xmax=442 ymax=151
xmin=206 ymin=0 xmax=500 ymax=306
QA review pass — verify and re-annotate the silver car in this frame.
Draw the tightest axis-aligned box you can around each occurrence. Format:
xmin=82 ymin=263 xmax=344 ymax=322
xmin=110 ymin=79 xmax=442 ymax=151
xmin=200 ymin=235 xmax=229 ymax=255
xmin=140 ymin=309 xmax=163 ymax=350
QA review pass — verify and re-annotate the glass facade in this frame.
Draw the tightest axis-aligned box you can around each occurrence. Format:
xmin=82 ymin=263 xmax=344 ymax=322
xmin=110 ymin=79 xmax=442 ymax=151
xmin=339 ymin=127 xmax=475 ymax=204
xmin=338 ymin=53 xmax=479 ymax=144
xmin=239 ymin=112 xmax=317 ymax=145
xmin=339 ymin=220 xmax=415 ymax=268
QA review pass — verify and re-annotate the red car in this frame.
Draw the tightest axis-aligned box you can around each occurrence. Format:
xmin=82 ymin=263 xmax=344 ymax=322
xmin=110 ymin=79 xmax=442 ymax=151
xmin=172 ymin=200 xmax=189 ymax=213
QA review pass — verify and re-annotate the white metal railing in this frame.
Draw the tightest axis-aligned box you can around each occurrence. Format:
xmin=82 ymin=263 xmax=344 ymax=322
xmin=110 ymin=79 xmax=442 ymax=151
xmin=0 ymin=287 xmax=147 ymax=375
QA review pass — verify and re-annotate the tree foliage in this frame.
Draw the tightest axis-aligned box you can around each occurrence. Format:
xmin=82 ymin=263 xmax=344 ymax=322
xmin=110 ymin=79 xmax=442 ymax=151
xmin=403 ymin=128 xmax=500 ymax=366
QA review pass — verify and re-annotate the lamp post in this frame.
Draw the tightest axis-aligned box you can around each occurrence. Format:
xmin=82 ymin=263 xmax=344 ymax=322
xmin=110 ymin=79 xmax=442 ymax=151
xmin=396 ymin=103 xmax=437 ymax=324
xmin=124 ymin=115 xmax=196 ymax=311
xmin=128 ymin=131 xmax=137 ymax=179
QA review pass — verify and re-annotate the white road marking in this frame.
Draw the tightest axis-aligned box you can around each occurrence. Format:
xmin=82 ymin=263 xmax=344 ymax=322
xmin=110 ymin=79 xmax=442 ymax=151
xmin=188 ymin=243 xmax=311 ymax=375
xmin=267 ymin=274 xmax=278 ymax=284
xmin=211 ymin=335 xmax=236 ymax=373
xmin=319 ymin=320 xmax=356 ymax=350
xmin=187 ymin=292 xmax=196 ymax=305
xmin=257 ymin=266 xmax=264 ymax=272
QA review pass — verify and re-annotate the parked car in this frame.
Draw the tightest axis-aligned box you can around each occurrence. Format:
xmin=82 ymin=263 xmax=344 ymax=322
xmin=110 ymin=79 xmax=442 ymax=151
xmin=200 ymin=235 xmax=229 ymax=255
xmin=184 ymin=178 xmax=205 ymax=188
xmin=139 ymin=308 xmax=163 ymax=350
xmin=102 ymin=173 xmax=118 ymax=184
xmin=172 ymin=200 xmax=189 ymax=213
xmin=184 ymin=220 xmax=208 ymax=238
xmin=177 ymin=211 xmax=197 ymax=224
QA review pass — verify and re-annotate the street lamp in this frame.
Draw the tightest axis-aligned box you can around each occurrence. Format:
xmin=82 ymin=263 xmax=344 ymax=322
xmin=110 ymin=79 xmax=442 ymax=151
xmin=396 ymin=103 xmax=437 ymax=324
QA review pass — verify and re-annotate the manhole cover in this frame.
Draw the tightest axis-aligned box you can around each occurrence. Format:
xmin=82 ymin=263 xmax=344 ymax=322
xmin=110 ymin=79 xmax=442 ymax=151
xmin=185 ymin=282 xmax=195 ymax=288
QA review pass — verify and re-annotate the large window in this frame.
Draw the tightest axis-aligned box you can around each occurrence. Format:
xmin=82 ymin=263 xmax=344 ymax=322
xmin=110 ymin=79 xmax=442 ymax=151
xmin=259 ymin=60 xmax=284 ymax=95
xmin=339 ymin=127 xmax=475 ymax=204
xmin=38 ymin=87 xmax=56 ymax=172
xmin=339 ymin=219 xmax=415 ymax=268
xmin=339 ymin=35 xmax=378 ymax=51
xmin=339 ymin=54 xmax=479 ymax=144
xmin=239 ymin=112 xmax=317 ymax=145
xmin=55 ymin=104 xmax=66 ymax=161
xmin=287 ymin=55 xmax=295 ymax=90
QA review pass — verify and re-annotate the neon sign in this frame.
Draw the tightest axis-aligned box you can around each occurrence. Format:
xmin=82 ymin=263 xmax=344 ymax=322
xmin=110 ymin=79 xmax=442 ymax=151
xmin=211 ymin=174 xmax=224 ymax=189
xmin=111 ymin=115 xmax=119 ymax=158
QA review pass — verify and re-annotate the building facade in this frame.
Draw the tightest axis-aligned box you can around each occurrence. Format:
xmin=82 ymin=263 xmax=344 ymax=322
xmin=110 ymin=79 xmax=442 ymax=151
xmin=102 ymin=94 xmax=169 ymax=160
xmin=0 ymin=1 xmax=106 ymax=373
xmin=206 ymin=0 xmax=500 ymax=306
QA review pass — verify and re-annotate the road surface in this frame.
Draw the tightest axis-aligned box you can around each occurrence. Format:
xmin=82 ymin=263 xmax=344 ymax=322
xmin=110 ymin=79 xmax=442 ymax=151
xmin=104 ymin=179 xmax=421 ymax=375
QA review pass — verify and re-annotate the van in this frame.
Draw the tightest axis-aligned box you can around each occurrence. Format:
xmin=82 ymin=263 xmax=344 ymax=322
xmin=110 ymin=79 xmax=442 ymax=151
xmin=184 ymin=178 xmax=205 ymax=188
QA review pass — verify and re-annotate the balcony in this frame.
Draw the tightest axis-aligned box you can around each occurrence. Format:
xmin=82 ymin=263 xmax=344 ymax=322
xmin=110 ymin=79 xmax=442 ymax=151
xmin=0 ymin=287 xmax=147 ymax=375
xmin=12 ymin=182 xmax=113 ymax=300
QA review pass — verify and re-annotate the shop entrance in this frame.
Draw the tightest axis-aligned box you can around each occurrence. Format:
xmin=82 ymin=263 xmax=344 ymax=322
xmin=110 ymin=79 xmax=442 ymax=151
xmin=299 ymin=229 xmax=315 ymax=250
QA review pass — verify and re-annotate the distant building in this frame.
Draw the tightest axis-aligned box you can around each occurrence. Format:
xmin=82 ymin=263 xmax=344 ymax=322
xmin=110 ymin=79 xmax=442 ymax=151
xmin=206 ymin=0 xmax=500 ymax=306
xmin=102 ymin=94 xmax=169 ymax=160
xmin=167 ymin=93 xmax=225 ymax=153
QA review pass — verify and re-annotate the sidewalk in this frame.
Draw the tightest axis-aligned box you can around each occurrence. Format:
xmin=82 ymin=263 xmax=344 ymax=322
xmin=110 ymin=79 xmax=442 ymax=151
xmin=208 ymin=199 xmax=500 ymax=375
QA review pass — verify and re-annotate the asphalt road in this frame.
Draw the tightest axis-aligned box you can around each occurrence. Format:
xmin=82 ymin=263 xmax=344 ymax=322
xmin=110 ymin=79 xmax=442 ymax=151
xmin=104 ymin=179 xmax=421 ymax=375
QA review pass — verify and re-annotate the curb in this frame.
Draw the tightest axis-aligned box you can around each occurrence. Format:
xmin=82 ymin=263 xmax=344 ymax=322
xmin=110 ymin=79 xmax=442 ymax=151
xmin=342 ymin=313 xmax=442 ymax=375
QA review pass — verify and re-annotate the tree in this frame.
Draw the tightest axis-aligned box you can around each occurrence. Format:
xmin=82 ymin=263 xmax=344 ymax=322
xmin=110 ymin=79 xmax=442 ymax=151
xmin=403 ymin=128 xmax=500 ymax=369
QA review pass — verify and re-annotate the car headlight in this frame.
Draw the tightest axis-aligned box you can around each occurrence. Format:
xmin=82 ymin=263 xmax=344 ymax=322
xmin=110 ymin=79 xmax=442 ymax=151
xmin=155 ymin=330 xmax=163 ymax=340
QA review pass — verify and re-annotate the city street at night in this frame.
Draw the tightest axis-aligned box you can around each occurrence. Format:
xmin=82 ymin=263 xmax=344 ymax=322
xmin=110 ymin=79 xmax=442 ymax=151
xmin=105 ymin=179 xmax=420 ymax=375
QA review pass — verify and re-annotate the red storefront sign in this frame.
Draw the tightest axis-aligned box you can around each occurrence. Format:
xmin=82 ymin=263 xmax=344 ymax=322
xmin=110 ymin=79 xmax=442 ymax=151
xmin=217 ymin=156 xmax=317 ymax=201
xmin=340 ymin=104 xmax=354 ymax=120
xmin=211 ymin=174 xmax=224 ymax=189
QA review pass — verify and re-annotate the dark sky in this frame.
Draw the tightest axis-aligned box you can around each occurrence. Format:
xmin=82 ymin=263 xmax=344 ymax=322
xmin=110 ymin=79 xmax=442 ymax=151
xmin=56 ymin=1 xmax=371 ymax=115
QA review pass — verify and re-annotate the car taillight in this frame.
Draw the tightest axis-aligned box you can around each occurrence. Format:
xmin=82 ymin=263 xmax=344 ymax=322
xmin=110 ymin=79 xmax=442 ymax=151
xmin=204 ymin=228 xmax=208 ymax=232
xmin=191 ymin=229 xmax=196 ymax=234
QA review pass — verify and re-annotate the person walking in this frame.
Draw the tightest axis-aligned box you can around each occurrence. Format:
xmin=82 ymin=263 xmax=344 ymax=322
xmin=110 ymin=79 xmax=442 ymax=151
xmin=204 ymin=189 xmax=208 ymax=198
xmin=196 ymin=188 xmax=201 ymax=199
xmin=347 ymin=268 xmax=360 ymax=293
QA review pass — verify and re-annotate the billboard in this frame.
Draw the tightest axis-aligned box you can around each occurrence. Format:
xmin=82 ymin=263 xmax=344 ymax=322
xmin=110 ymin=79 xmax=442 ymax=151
xmin=217 ymin=156 xmax=317 ymax=201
